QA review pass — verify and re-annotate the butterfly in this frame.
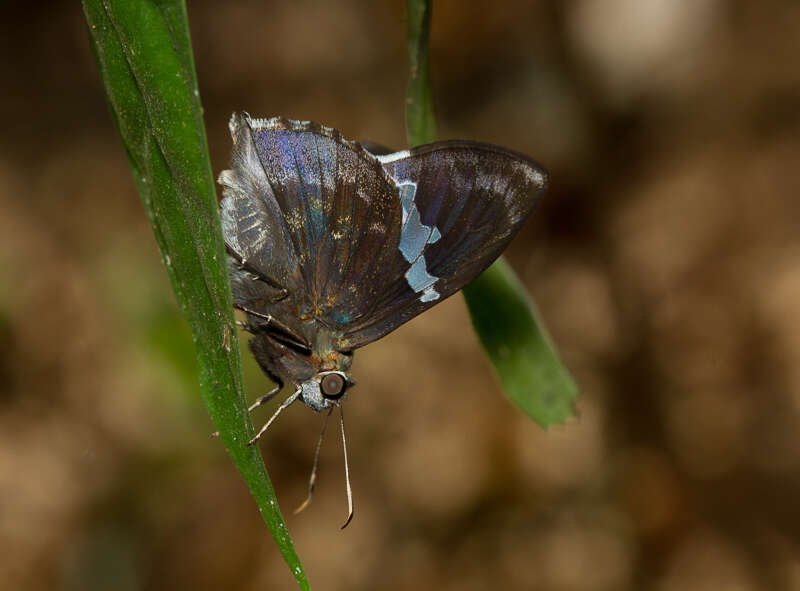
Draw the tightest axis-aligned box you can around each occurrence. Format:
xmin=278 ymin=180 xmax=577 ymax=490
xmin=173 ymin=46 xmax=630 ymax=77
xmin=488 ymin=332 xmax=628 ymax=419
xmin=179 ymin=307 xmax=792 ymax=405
xmin=218 ymin=113 xmax=548 ymax=526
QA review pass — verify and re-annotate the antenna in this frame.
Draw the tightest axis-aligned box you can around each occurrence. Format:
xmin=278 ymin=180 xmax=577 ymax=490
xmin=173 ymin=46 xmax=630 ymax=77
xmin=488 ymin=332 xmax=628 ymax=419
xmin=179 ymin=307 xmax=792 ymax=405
xmin=295 ymin=407 xmax=333 ymax=514
xmin=340 ymin=404 xmax=354 ymax=529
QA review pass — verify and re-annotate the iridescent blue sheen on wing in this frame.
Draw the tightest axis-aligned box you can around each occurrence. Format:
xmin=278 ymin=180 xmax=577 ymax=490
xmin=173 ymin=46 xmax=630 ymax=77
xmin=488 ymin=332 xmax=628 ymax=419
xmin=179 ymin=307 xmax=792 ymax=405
xmin=248 ymin=119 xmax=410 ymax=327
xmin=219 ymin=114 xmax=410 ymax=354
xmin=219 ymin=114 xmax=548 ymax=370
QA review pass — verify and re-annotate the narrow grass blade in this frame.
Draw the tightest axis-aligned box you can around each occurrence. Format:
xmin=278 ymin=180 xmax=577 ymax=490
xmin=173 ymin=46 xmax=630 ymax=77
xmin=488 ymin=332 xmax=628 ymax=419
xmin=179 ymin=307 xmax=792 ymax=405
xmin=405 ymin=0 xmax=438 ymax=147
xmin=405 ymin=0 xmax=578 ymax=426
xmin=81 ymin=1 xmax=309 ymax=587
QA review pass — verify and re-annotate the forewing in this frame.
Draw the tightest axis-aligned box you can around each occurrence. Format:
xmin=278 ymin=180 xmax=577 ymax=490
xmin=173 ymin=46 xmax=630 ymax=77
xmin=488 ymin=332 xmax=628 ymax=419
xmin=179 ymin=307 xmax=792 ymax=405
xmin=243 ymin=115 xmax=408 ymax=328
xmin=337 ymin=141 xmax=548 ymax=350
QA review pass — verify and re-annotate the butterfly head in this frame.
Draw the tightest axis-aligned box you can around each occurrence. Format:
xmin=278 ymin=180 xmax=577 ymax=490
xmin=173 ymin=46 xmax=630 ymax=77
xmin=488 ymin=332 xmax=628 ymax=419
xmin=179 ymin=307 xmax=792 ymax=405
xmin=299 ymin=370 xmax=353 ymax=412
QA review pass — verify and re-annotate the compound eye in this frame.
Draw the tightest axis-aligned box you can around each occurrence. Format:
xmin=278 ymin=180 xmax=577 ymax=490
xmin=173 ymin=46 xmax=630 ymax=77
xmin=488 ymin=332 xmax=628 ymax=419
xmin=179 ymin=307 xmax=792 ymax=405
xmin=320 ymin=373 xmax=346 ymax=399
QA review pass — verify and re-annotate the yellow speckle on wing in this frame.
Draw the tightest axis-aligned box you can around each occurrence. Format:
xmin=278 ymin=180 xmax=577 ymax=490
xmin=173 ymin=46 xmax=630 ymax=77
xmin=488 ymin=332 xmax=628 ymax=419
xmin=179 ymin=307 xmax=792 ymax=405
xmin=286 ymin=209 xmax=303 ymax=232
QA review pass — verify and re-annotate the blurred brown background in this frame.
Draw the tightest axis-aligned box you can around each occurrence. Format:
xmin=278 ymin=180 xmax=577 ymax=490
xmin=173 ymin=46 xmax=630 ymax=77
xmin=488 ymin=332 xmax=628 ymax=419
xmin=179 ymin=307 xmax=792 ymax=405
xmin=2 ymin=1 xmax=800 ymax=589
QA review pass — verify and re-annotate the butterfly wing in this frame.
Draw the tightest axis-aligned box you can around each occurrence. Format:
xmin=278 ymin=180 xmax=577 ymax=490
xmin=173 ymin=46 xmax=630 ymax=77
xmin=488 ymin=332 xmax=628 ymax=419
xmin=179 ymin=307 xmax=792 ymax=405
xmin=219 ymin=114 xmax=411 ymax=345
xmin=220 ymin=115 xmax=547 ymax=355
xmin=336 ymin=141 xmax=548 ymax=350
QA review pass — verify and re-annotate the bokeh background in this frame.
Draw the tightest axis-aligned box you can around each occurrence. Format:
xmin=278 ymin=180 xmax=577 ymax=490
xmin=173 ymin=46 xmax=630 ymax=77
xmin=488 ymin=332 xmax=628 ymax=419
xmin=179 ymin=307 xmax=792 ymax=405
xmin=2 ymin=1 xmax=800 ymax=589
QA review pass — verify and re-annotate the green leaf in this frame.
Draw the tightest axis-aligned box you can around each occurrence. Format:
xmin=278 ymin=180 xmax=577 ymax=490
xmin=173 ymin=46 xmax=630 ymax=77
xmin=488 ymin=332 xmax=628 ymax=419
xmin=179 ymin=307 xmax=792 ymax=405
xmin=462 ymin=259 xmax=578 ymax=425
xmin=81 ymin=1 xmax=309 ymax=588
xmin=405 ymin=0 xmax=578 ymax=426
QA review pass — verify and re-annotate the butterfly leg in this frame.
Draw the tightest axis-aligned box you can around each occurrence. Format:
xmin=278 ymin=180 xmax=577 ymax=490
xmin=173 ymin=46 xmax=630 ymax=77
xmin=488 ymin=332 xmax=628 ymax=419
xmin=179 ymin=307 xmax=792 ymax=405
xmin=228 ymin=251 xmax=289 ymax=302
xmin=233 ymin=304 xmax=309 ymax=352
xmin=209 ymin=384 xmax=281 ymax=439
xmin=247 ymin=384 xmax=281 ymax=412
xmin=267 ymin=288 xmax=289 ymax=303
xmin=247 ymin=388 xmax=301 ymax=446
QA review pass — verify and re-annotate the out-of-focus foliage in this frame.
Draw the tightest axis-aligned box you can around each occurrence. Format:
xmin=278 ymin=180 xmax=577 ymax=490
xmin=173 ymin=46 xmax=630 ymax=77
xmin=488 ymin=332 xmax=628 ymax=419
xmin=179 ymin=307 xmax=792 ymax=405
xmin=406 ymin=0 xmax=578 ymax=427
xmin=2 ymin=1 xmax=800 ymax=590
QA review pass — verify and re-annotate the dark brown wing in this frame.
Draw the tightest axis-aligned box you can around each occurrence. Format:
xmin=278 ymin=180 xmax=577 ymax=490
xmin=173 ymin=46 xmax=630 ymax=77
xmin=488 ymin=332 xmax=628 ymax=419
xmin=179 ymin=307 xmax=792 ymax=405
xmin=219 ymin=115 xmax=548 ymax=359
xmin=219 ymin=114 xmax=410 ymax=361
xmin=336 ymin=141 xmax=548 ymax=350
